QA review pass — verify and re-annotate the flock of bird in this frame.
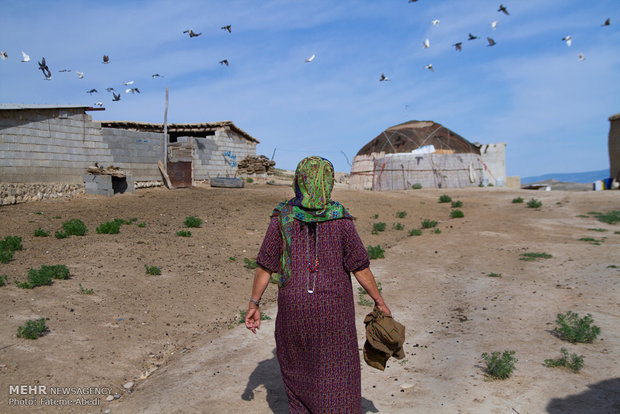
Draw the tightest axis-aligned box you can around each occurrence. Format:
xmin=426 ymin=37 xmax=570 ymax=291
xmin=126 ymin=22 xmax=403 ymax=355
xmin=0 ymin=3 xmax=614 ymax=101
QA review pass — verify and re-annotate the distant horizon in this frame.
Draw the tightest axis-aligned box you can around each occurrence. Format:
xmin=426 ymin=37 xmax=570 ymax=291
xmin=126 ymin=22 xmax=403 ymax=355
xmin=520 ymin=168 xmax=609 ymax=184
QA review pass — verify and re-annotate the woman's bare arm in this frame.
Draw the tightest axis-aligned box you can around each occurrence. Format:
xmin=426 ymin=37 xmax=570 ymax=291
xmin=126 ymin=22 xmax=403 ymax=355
xmin=353 ymin=267 xmax=391 ymax=315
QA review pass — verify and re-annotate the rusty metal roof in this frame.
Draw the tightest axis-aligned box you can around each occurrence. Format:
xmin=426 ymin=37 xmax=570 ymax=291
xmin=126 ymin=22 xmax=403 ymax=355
xmin=357 ymin=120 xmax=479 ymax=156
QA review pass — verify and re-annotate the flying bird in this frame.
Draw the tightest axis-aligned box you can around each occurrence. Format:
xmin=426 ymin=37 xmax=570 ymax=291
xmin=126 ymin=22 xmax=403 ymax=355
xmin=106 ymin=87 xmax=115 ymax=92
xmin=221 ymin=25 xmax=231 ymax=33
xmin=305 ymin=54 xmax=315 ymax=62
xmin=76 ymin=71 xmax=84 ymax=79
xmin=408 ymin=0 xmax=418 ymax=2
xmin=21 ymin=51 xmax=30 ymax=62
xmin=601 ymin=18 xmax=610 ymax=27
xmin=379 ymin=73 xmax=390 ymax=81
xmin=498 ymin=4 xmax=509 ymax=15
xmin=453 ymin=42 xmax=463 ymax=51
xmin=94 ymin=102 xmax=103 ymax=107
xmin=431 ymin=19 xmax=440 ymax=26
xmin=423 ymin=38 xmax=430 ymax=48
xmin=102 ymin=55 xmax=110 ymax=64
xmin=219 ymin=59 xmax=229 ymax=66
xmin=183 ymin=29 xmax=202 ymax=38
xmin=124 ymin=80 xmax=134 ymax=85
xmin=562 ymin=36 xmax=572 ymax=47
xmin=38 ymin=57 xmax=52 ymax=79
xmin=152 ymin=74 xmax=163 ymax=78
xmin=578 ymin=53 xmax=586 ymax=62
xmin=112 ymin=92 xmax=120 ymax=101
xmin=58 ymin=69 xmax=71 ymax=72
xmin=468 ymin=33 xmax=479 ymax=40
xmin=487 ymin=37 xmax=496 ymax=46
xmin=87 ymin=89 xmax=98 ymax=94
xmin=125 ymin=88 xmax=140 ymax=94
xmin=425 ymin=64 xmax=434 ymax=72
xmin=0 ymin=51 xmax=8 ymax=60
xmin=491 ymin=21 xmax=498 ymax=30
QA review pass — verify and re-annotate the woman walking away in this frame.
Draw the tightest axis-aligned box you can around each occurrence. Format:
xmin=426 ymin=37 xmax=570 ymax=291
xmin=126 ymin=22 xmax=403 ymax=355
xmin=245 ymin=156 xmax=390 ymax=413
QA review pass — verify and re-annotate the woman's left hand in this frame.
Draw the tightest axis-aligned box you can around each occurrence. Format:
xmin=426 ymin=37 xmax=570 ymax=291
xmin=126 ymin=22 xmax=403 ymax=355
xmin=245 ymin=306 xmax=261 ymax=334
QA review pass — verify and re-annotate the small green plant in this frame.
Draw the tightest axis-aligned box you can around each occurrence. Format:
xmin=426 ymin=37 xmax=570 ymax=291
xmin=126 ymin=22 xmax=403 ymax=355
xmin=393 ymin=223 xmax=404 ymax=231
xmin=544 ymin=348 xmax=584 ymax=373
xmin=61 ymin=219 xmax=88 ymax=236
xmin=53 ymin=215 xmax=61 ymax=219
xmin=579 ymin=237 xmax=603 ymax=245
xmin=432 ymin=228 xmax=442 ymax=234
xmin=145 ymin=265 xmax=161 ymax=276
xmin=34 ymin=228 xmax=50 ymax=237
xmin=396 ymin=211 xmax=407 ymax=219
xmin=451 ymin=200 xmax=463 ymax=208
xmin=1 ymin=236 xmax=23 ymax=251
xmin=137 ymin=222 xmax=147 ymax=228
xmin=411 ymin=183 xmax=422 ymax=189
xmin=34 ymin=211 xmax=42 ymax=215
xmin=526 ymin=198 xmax=542 ymax=208
xmin=488 ymin=183 xmax=494 ymax=187
xmin=16 ymin=265 xmax=70 ymax=289
xmin=588 ymin=210 xmax=620 ymax=225
xmin=450 ymin=209 xmax=464 ymax=219
xmin=237 ymin=310 xmax=271 ymax=325
xmin=408 ymin=229 xmax=422 ymax=236
xmin=246 ymin=177 xmax=254 ymax=183
xmin=608 ymin=265 xmax=618 ymax=269
xmin=367 ymin=245 xmax=385 ymax=260
xmin=488 ymin=272 xmax=502 ymax=278
xmin=576 ymin=214 xmax=588 ymax=218
xmin=520 ymin=252 xmax=552 ymax=261
xmin=553 ymin=311 xmax=600 ymax=343
xmin=96 ymin=221 xmax=122 ymax=234
xmin=229 ymin=256 xmax=236 ymax=261
xmin=372 ymin=222 xmax=387 ymax=233
xmin=512 ymin=197 xmax=524 ymax=204
xmin=439 ymin=194 xmax=452 ymax=203
xmin=0 ymin=249 xmax=14 ymax=264
xmin=244 ymin=258 xmax=258 ymax=269
xmin=184 ymin=216 xmax=202 ymax=228
xmin=17 ymin=318 xmax=48 ymax=339
xmin=0 ymin=275 xmax=7 ymax=286
xmin=372 ymin=213 xmax=379 ymax=219
xmin=54 ymin=230 xmax=68 ymax=239
xmin=78 ymin=283 xmax=94 ymax=295
xmin=421 ymin=219 xmax=438 ymax=229
xmin=481 ymin=350 xmax=517 ymax=379
xmin=587 ymin=228 xmax=607 ymax=232
xmin=176 ymin=230 xmax=192 ymax=237
xmin=358 ymin=283 xmax=382 ymax=306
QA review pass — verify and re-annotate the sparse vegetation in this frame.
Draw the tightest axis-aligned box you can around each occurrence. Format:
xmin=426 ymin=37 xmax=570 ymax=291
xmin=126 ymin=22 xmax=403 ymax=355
xmin=439 ymin=194 xmax=452 ymax=203
xmin=0 ymin=249 xmax=14 ymax=264
xmin=451 ymin=200 xmax=463 ymax=208
xmin=590 ymin=210 xmax=620 ymax=225
xmin=372 ymin=213 xmax=379 ymax=219
xmin=488 ymin=273 xmax=502 ymax=278
xmin=96 ymin=220 xmax=122 ymax=234
xmin=1 ymin=236 xmax=23 ymax=251
xmin=432 ymin=228 xmax=441 ymax=234
xmin=34 ymin=211 xmax=42 ymax=215
xmin=17 ymin=318 xmax=48 ymax=339
xmin=137 ymin=222 xmax=147 ymax=228
xmin=481 ymin=351 xmax=517 ymax=379
xmin=60 ymin=219 xmax=88 ymax=236
xmin=145 ymin=265 xmax=161 ymax=275
xmin=176 ymin=230 xmax=192 ymax=237
xmin=576 ymin=214 xmax=588 ymax=218
xmin=608 ymin=265 xmax=618 ymax=269
xmin=396 ymin=211 xmax=407 ymax=219
xmin=579 ymin=237 xmax=603 ymax=245
xmin=246 ymin=177 xmax=254 ymax=183
xmin=451 ymin=209 xmax=464 ymax=219
xmin=512 ymin=197 xmax=524 ymax=204
xmin=544 ymin=348 xmax=584 ymax=373
xmin=244 ymin=258 xmax=258 ymax=269
xmin=34 ymin=228 xmax=50 ymax=237
xmin=0 ymin=275 xmax=7 ymax=286
xmin=520 ymin=252 xmax=552 ymax=261
xmin=358 ymin=283 xmax=382 ymax=306
xmin=372 ymin=222 xmax=387 ymax=233
xmin=15 ymin=265 xmax=70 ymax=289
xmin=228 ymin=256 xmax=236 ymax=261
xmin=421 ymin=219 xmax=438 ymax=229
xmin=78 ymin=283 xmax=94 ymax=295
xmin=553 ymin=311 xmax=600 ymax=343
xmin=587 ymin=228 xmax=607 ymax=232
xmin=184 ymin=216 xmax=202 ymax=228
xmin=408 ymin=229 xmax=422 ymax=236
xmin=411 ymin=183 xmax=422 ymax=190
xmin=269 ymin=274 xmax=280 ymax=284
xmin=393 ymin=223 xmax=404 ymax=231
xmin=367 ymin=245 xmax=385 ymax=260
xmin=526 ymin=198 xmax=542 ymax=209
xmin=54 ymin=231 xmax=68 ymax=239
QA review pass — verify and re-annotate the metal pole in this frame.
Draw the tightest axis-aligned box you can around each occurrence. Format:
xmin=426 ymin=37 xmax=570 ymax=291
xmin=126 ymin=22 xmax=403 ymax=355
xmin=271 ymin=148 xmax=276 ymax=161
xmin=163 ymin=87 xmax=169 ymax=172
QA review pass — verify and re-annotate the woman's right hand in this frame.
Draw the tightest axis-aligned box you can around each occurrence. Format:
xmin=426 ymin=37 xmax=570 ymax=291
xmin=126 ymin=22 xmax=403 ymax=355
xmin=245 ymin=306 xmax=261 ymax=334
xmin=375 ymin=298 xmax=391 ymax=316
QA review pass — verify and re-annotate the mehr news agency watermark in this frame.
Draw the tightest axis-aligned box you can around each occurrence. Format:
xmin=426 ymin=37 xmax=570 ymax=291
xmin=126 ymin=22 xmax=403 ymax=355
xmin=7 ymin=384 xmax=112 ymax=407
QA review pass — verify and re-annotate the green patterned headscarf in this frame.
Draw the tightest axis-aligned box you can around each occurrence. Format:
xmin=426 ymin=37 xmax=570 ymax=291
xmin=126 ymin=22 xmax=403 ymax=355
xmin=272 ymin=156 xmax=353 ymax=288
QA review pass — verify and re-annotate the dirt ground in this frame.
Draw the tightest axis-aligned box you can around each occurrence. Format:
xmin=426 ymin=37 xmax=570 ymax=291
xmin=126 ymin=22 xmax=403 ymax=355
xmin=0 ymin=179 xmax=618 ymax=413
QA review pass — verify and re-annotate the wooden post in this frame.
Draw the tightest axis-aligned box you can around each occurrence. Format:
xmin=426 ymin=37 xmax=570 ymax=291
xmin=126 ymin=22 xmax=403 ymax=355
xmin=163 ymin=87 xmax=169 ymax=172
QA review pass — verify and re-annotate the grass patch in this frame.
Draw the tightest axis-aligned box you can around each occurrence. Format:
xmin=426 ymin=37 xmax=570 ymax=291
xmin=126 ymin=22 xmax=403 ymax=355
xmin=408 ymin=229 xmax=422 ymax=236
xmin=61 ymin=219 xmax=88 ymax=236
xmin=512 ymin=197 xmax=524 ymax=204
xmin=244 ymin=258 xmax=258 ymax=269
xmin=450 ymin=209 xmax=464 ymax=218
xmin=15 ymin=265 xmax=70 ymax=289
xmin=372 ymin=222 xmax=386 ymax=233
xmin=553 ymin=311 xmax=600 ymax=343
xmin=520 ymin=252 xmax=552 ymax=261
xmin=228 ymin=256 xmax=236 ymax=261
xmin=438 ymin=194 xmax=452 ymax=203
xmin=488 ymin=273 xmax=502 ymax=278
xmin=34 ymin=228 xmax=50 ymax=237
xmin=544 ymin=348 xmax=584 ymax=373
xmin=1 ymin=236 xmax=23 ymax=251
xmin=421 ymin=219 xmax=438 ymax=229
xmin=451 ymin=200 xmax=463 ymax=208
xmin=526 ymin=198 xmax=542 ymax=208
xmin=176 ymin=230 xmax=192 ymax=237
xmin=579 ymin=237 xmax=603 ymax=245
xmin=17 ymin=318 xmax=48 ymax=339
xmin=393 ymin=223 xmax=404 ymax=231
xmin=576 ymin=214 xmax=589 ymax=218
xmin=481 ymin=351 xmax=517 ymax=379
xmin=396 ymin=211 xmax=407 ymax=219
xmin=96 ymin=221 xmax=122 ymax=234
xmin=137 ymin=222 xmax=147 ymax=228
xmin=246 ymin=177 xmax=254 ymax=183
xmin=0 ymin=275 xmax=7 ymax=286
xmin=411 ymin=183 xmax=422 ymax=190
xmin=78 ymin=283 xmax=94 ymax=295
xmin=590 ymin=210 xmax=620 ymax=225
xmin=608 ymin=265 xmax=618 ymax=269
xmin=372 ymin=214 xmax=379 ymax=219
xmin=35 ymin=211 xmax=42 ymax=215
xmin=587 ymin=228 xmax=607 ymax=232
xmin=358 ymin=283 xmax=382 ymax=306
xmin=145 ymin=265 xmax=161 ymax=276
xmin=0 ymin=249 xmax=14 ymax=264
xmin=184 ymin=216 xmax=202 ymax=228
xmin=237 ymin=310 xmax=271 ymax=325
xmin=54 ymin=231 xmax=68 ymax=239
xmin=432 ymin=228 xmax=442 ymax=234
xmin=367 ymin=245 xmax=385 ymax=260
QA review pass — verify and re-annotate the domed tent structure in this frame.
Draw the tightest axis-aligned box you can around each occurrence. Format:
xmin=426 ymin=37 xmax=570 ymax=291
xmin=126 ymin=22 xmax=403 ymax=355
xmin=349 ymin=120 xmax=506 ymax=190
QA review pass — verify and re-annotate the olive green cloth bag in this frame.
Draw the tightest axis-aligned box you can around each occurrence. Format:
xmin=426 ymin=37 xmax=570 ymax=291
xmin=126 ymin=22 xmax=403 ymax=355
xmin=363 ymin=308 xmax=406 ymax=371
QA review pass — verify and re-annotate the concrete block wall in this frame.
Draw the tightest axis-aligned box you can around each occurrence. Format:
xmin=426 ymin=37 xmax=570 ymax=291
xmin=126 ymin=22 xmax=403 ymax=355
xmin=193 ymin=129 xmax=256 ymax=179
xmin=480 ymin=143 xmax=507 ymax=186
xmin=100 ymin=128 xmax=163 ymax=181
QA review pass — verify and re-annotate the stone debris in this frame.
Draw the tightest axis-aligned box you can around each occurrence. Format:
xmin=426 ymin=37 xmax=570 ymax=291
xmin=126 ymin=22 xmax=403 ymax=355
xmin=236 ymin=155 xmax=276 ymax=175
xmin=0 ymin=183 xmax=84 ymax=205
xmin=123 ymin=381 xmax=134 ymax=390
xmin=106 ymin=395 xmax=115 ymax=402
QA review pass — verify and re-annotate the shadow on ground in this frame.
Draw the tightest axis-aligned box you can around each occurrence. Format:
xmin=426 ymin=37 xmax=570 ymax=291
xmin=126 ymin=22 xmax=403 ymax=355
xmin=546 ymin=377 xmax=620 ymax=414
xmin=242 ymin=348 xmax=379 ymax=413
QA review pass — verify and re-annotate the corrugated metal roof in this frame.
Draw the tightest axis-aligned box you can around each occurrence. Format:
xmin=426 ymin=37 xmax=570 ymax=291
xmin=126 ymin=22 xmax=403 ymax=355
xmin=0 ymin=103 xmax=96 ymax=111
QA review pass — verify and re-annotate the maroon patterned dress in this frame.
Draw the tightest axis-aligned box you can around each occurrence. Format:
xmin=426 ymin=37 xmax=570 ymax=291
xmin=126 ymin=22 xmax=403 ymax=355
xmin=257 ymin=215 xmax=370 ymax=413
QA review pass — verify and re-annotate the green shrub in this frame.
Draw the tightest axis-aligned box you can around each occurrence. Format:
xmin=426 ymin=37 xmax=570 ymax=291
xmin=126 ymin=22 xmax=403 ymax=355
xmin=451 ymin=200 xmax=463 ymax=208
xmin=393 ymin=223 xmax=404 ymax=231
xmin=54 ymin=230 xmax=68 ymax=239
xmin=35 ymin=211 xmax=42 ymax=215
xmin=176 ymin=230 xmax=192 ymax=237
xmin=408 ymin=229 xmax=422 ymax=236
xmin=0 ymin=275 xmax=7 ymax=286
xmin=553 ymin=311 xmax=600 ymax=343
xmin=512 ymin=197 xmax=524 ymax=204
xmin=520 ymin=252 xmax=552 ymax=261
xmin=16 ymin=265 xmax=70 ymax=289
xmin=372 ymin=222 xmax=387 ymax=232
xmin=244 ymin=258 xmax=258 ymax=269
xmin=17 ymin=318 xmax=48 ymax=339
xmin=411 ymin=183 xmax=423 ymax=190
xmin=450 ymin=209 xmax=464 ymax=218
xmin=53 ymin=215 xmax=61 ymax=219
xmin=488 ymin=272 xmax=502 ymax=278
xmin=544 ymin=348 xmax=584 ymax=373
xmin=34 ymin=228 xmax=50 ymax=237
xmin=184 ymin=216 xmax=202 ymax=228
xmin=237 ymin=310 xmax=271 ymax=325
xmin=367 ymin=245 xmax=385 ymax=260
xmin=481 ymin=350 xmax=517 ymax=379
xmin=137 ymin=222 xmax=147 ymax=228
xmin=438 ymin=194 xmax=452 ymax=203
xmin=0 ymin=249 xmax=14 ymax=264
xmin=432 ymin=228 xmax=442 ymax=234
xmin=145 ymin=265 xmax=161 ymax=275
xmin=246 ymin=177 xmax=254 ymax=183
xmin=587 ymin=228 xmax=607 ymax=232
xmin=396 ymin=211 xmax=407 ymax=219
xmin=421 ymin=219 xmax=438 ymax=229
xmin=96 ymin=221 xmax=122 ymax=234
xmin=526 ymin=198 xmax=542 ymax=208
xmin=372 ymin=213 xmax=379 ymax=219
xmin=61 ymin=219 xmax=88 ymax=236
xmin=591 ymin=210 xmax=620 ymax=224
xmin=0 ymin=236 xmax=23 ymax=251
xmin=78 ymin=283 xmax=94 ymax=295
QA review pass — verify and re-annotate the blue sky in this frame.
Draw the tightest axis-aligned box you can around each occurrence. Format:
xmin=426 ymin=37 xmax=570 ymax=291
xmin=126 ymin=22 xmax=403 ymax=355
xmin=1 ymin=0 xmax=618 ymax=176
